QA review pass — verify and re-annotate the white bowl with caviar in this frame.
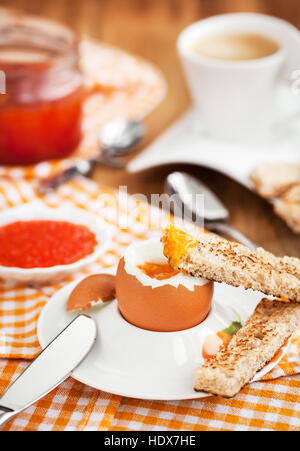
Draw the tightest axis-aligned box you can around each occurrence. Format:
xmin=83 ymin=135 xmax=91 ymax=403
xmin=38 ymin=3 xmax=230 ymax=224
xmin=0 ymin=203 xmax=111 ymax=283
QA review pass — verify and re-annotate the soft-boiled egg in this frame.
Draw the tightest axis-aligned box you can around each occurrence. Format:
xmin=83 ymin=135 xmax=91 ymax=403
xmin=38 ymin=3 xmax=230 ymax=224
xmin=116 ymin=239 xmax=214 ymax=332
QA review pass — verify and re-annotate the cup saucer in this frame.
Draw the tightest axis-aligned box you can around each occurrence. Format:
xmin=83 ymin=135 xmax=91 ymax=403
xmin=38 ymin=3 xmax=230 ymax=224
xmin=127 ymin=107 xmax=300 ymax=191
xmin=37 ymin=277 xmax=290 ymax=400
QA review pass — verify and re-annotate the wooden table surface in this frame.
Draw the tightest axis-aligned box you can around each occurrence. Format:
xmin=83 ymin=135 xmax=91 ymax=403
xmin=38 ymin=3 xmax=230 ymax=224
xmin=1 ymin=0 xmax=299 ymax=257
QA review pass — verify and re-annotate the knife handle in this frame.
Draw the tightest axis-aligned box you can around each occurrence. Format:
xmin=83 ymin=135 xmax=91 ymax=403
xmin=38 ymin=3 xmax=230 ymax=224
xmin=0 ymin=406 xmax=16 ymax=428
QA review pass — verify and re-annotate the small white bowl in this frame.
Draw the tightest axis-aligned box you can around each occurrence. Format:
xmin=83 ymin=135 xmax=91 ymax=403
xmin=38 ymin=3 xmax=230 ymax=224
xmin=0 ymin=203 xmax=111 ymax=283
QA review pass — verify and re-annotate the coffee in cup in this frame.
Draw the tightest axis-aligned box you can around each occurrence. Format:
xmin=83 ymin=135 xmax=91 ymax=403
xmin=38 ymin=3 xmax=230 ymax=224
xmin=191 ymin=33 xmax=280 ymax=61
xmin=177 ymin=13 xmax=300 ymax=143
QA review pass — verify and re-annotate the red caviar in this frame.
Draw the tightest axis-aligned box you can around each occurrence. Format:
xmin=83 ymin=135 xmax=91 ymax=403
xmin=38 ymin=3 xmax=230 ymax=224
xmin=0 ymin=220 xmax=97 ymax=268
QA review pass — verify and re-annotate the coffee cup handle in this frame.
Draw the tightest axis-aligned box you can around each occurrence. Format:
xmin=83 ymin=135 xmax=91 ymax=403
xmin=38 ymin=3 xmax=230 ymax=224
xmin=271 ymin=75 xmax=300 ymax=135
xmin=272 ymin=29 xmax=300 ymax=131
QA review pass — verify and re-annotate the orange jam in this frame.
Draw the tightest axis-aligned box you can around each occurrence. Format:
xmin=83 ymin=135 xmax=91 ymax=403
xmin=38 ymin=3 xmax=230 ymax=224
xmin=0 ymin=83 xmax=84 ymax=165
xmin=0 ymin=220 xmax=97 ymax=268
xmin=162 ymin=225 xmax=198 ymax=269
xmin=137 ymin=262 xmax=179 ymax=280
xmin=0 ymin=12 xmax=84 ymax=165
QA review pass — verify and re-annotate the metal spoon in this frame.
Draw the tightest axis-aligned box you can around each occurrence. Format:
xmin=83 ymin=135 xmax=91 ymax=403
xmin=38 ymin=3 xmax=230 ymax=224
xmin=37 ymin=118 xmax=145 ymax=194
xmin=165 ymin=172 xmax=257 ymax=251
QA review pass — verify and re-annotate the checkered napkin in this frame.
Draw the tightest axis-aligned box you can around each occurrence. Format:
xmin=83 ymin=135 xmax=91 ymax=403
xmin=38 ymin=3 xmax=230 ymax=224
xmin=0 ymin=178 xmax=299 ymax=431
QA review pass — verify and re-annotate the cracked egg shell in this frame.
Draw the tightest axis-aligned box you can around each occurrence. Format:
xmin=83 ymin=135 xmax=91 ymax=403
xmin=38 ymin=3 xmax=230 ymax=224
xmin=116 ymin=239 xmax=214 ymax=332
xmin=66 ymin=274 xmax=116 ymax=312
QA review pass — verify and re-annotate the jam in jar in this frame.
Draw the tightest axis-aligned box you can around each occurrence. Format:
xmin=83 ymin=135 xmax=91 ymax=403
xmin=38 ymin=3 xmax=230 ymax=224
xmin=0 ymin=11 xmax=84 ymax=165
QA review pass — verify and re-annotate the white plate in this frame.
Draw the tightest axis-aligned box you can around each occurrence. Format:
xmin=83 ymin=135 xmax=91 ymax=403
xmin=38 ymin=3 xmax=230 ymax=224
xmin=37 ymin=277 xmax=290 ymax=400
xmin=128 ymin=108 xmax=300 ymax=190
xmin=0 ymin=203 xmax=111 ymax=283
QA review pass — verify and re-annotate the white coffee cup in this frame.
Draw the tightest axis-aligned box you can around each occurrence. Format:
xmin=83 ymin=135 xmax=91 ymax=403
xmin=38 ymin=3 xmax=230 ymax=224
xmin=177 ymin=13 xmax=300 ymax=144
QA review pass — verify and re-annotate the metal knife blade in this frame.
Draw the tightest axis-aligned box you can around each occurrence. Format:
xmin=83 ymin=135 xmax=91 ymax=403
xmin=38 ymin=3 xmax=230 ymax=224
xmin=0 ymin=315 xmax=97 ymax=414
xmin=166 ymin=172 xmax=229 ymax=222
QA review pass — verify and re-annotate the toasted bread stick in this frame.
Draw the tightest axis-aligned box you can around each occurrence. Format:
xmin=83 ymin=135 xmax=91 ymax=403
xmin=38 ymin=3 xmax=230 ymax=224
xmin=250 ymin=163 xmax=300 ymax=199
xmin=274 ymin=185 xmax=300 ymax=235
xmin=161 ymin=227 xmax=300 ymax=302
xmin=194 ymin=298 xmax=300 ymax=398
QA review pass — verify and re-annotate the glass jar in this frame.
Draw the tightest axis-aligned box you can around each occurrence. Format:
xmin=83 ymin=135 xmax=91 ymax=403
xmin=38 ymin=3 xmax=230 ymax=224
xmin=0 ymin=11 xmax=84 ymax=165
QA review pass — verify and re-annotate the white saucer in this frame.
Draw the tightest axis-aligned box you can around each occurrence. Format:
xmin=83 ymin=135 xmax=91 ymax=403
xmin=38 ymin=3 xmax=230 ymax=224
xmin=128 ymin=108 xmax=300 ymax=190
xmin=37 ymin=278 xmax=290 ymax=400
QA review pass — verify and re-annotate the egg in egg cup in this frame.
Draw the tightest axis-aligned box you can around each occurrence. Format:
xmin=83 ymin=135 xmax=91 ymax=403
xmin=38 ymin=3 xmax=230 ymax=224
xmin=116 ymin=239 xmax=214 ymax=332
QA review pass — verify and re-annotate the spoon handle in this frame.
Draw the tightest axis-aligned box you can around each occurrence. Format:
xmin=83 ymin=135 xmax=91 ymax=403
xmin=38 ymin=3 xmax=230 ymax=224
xmin=207 ymin=222 xmax=257 ymax=252
xmin=37 ymin=163 xmax=92 ymax=195
xmin=36 ymin=153 xmax=125 ymax=195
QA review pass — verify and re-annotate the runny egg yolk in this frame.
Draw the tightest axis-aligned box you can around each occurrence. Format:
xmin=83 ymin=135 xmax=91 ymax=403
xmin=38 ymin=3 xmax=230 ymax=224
xmin=162 ymin=225 xmax=198 ymax=269
xmin=137 ymin=262 xmax=179 ymax=280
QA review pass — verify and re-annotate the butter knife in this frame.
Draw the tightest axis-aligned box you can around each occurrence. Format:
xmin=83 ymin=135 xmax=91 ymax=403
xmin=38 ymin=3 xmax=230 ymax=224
xmin=0 ymin=315 xmax=97 ymax=428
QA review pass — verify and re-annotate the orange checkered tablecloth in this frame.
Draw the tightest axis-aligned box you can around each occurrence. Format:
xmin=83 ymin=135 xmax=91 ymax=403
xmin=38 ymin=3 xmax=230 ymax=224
xmin=0 ymin=177 xmax=299 ymax=431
